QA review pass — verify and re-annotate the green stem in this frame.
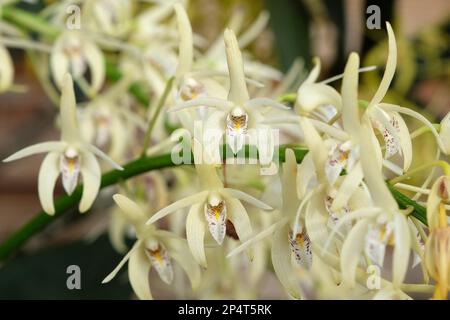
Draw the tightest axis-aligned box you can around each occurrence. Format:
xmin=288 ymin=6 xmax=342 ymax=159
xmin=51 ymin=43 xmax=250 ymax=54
xmin=0 ymin=145 xmax=428 ymax=262
xmin=141 ymin=77 xmax=174 ymax=156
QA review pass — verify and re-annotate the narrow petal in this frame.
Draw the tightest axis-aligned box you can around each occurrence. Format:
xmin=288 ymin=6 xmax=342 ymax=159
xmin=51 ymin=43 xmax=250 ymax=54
xmin=392 ymin=214 xmax=411 ymax=287
xmin=186 ymin=203 xmax=207 ymax=268
xmin=84 ymin=40 xmax=105 ymax=93
xmin=341 ymin=219 xmax=370 ymax=287
xmin=220 ymin=188 xmax=272 ymax=210
xmin=38 ymin=152 xmax=60 ymax=215
xmin=331 ymin=162 xmax=363 ymax=211
xmin=0 ymin=45 xmax=13 ymax=92
xmin=237 ymin=10 xmax=270 ymax=49
xmin=3 ymin=141 xmax=66 ymax=163
xmin=272 ymin=224 xmax=301 ymax=299
xmin=226 ymin=197 xmax=253 ymax=244
xmin=360 ymin=116 xmax=398 ymax=211
xmin=108 ymin=207 xmax=128 ymax=253
xmin=129 ymin=244 xmax=153 ymax=300
xmin=102 ymin=239 xmax=143 ymax=284
xmin=60 ymin=73 xmax=80 ymax=144
xmin=163 ymin=236 xmax=202 ymax=290
xmin=112 ymin=194 xmax=146 ymax=224
xmin=174 ymin=3 xmax=193 ymax=78
xmin=146 ymin=191 xmax=208 ymax=225
xmin=299 ymin=117 xmax=328 ymax=183
xmin=78 ymin=151 xmax=101 ymax=213
xmin=341 ymin=52 xmax=361 ymax=141
xmin=85 ymin=143 xmax=123 ymax=170
xmin=368 ymin=22 xmax=397 ymax=108
xmin=227 ymin=217 xmax=288 ymax=257
xmin=224 ymin=28 xmax=249 ymax=105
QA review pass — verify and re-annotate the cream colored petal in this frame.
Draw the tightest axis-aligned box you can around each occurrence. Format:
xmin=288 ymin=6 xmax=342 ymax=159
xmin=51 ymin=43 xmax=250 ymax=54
xmin=341 ymin=219 xmax=370 ymax=288
xmin=186 ymin=203 xmax=207 ymax=268
xmin=331 ymin=162 xmax=363 ymax=211
xmin=38 ymin=151 xmax=60 ymax=215
xmin=129 ymin=244 xmax=153 ymax=300
xmin=282 ymin=149 xmax=300 ymax=215
xmin=360 ymin=117 xmax=398 ymax=211
xmin=225 ymin=197 xmax=253 ymax=244
xmin=272 ymin=224 xmax=301 ymax=299
xmin=146 ymin=191 xmax=208 ymax=225
xmin=102 ymin=239 xmax=143 ymax=284
xmin=227 ymin=217 xmax=288 ymax=257
xmin=112 ymin=194 xmax=146 ymax=224
xmin=439 ymin=112 xmax=450 ymax=154
xmin=220 ymin=188 xmax=272 ymax=210
xmin=174 ymin=3 xmax=193 ymax=79
xmin=78 ymin=151 xmax=101 ymax=213
xmin=392 ymin=214 xmax=411 ymax=287
xmin=83 ymin=40 xmax=105 ymax=93
xmin=109 ymin=116 xmax=127 ymax=161
xmin=60 ymin=151 xmax=81 ymax=195
xmin=3 ymin=141 xmax=66 ymax=162
xmin=392 ymin=112 xmax=412 ymax=171
xmin=368 ymin=22 xmax=397 ymax=108
xmin=380 ymin=103 xmax=446 ymax=153
xmin=108 ymin=207 xmax=128 ymax=253
xmin=224 ymin=28 xmax=249 ymax=105
xmin=341 ymin=52 xmax=361 ymax=141
xmin=0 ymin=45 xmax=14 ymax=92
xmin=299 ymin=117 xmax=328 ymax=183
xmin=60 ymin=74 xmax=80 ymax=144
xmin=163 ymin=236 xmax=202 ymax=290
xmin=50 ymin=42 xmax=69 ymax=89
xmin=85 ymin=143 xmax=123 ymax=170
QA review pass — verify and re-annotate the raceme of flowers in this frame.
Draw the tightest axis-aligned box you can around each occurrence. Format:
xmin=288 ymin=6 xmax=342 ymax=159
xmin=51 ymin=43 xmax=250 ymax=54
xmin=2 ymin=1 xmax=450 ymax=300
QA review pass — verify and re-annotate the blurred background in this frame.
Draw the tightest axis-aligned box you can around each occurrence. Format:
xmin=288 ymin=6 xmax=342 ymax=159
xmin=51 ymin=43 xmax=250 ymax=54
xmin=0 ymin=0 xmax=449 ymax=299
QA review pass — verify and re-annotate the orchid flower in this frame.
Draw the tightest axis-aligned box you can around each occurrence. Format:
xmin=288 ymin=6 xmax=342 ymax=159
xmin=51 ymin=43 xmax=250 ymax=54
xmin=145 ymin=140 xmax=273 ymax=267
xmin=227 ymin=149 xmax=311 ymax=299
xmin=102 ymin=194 xmax=201 ymax=300
xmin=169 ymin=29 xmax=289 ymax=165
xmin=50 ymin=30 xmax=105 ymax=94
xmin=3 ymin=74 xmax=122 ymax=215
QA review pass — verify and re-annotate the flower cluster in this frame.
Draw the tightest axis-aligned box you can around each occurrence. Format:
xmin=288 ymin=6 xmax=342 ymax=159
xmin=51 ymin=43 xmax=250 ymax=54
xmin=2 ymin=1 xmax=450 ymax=300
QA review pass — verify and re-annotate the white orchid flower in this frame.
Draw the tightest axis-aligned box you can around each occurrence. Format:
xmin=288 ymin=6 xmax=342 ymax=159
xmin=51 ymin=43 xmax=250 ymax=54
xmin=3 ymin=74 xmax=122 ymax=215
xmin=103 ymin=194 xmax=201 ymax=300
xmin=339 ymin=116 xmax=413 ymax=288
xmin=227 ymin=149 xmax=311 ymax=299
xmin=50 ymin=31 xmax=105 ymax=94
xmin=0 ymin=44 xmax=13 ymax=93
xmin=146 ymin=140 xmax=272 ymax=267
xmin=169 ymin=29 xmax=288 ymax=165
